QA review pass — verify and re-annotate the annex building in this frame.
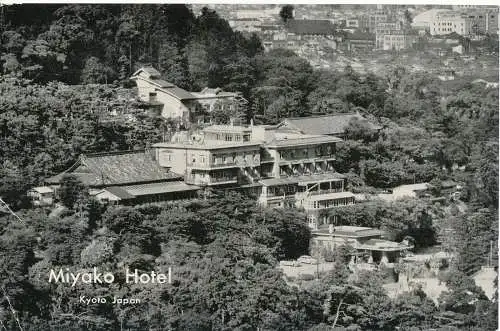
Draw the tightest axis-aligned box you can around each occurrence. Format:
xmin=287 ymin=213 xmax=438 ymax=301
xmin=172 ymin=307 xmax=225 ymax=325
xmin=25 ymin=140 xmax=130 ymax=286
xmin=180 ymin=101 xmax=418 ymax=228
xmin=130 ymin=67 xmax=247 ymax=122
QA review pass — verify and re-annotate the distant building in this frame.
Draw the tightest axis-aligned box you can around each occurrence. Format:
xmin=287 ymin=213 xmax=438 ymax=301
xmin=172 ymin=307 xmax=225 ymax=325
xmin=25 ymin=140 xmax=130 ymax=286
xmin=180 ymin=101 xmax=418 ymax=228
xmin=228 ymin=18 xmax=262 ymax=33
xmin=28 ymin=187 xmax=55 ymax=206
xmin=375 ymin=22 xmax=401 ymax=49
xmin=345 ymin=31 xmax=376 ymax=52
xmin=411 ymin=9 xmax=498 ymax=36
xmin=130 ymin=67 xmax=246 ymax=122
xmin=359 ymin=9 xmax=392 ymax=33
xmin=261 ymin=19 xmax=338 ymax=52
xmin=310 ymin=225 xmax=414 ymax=261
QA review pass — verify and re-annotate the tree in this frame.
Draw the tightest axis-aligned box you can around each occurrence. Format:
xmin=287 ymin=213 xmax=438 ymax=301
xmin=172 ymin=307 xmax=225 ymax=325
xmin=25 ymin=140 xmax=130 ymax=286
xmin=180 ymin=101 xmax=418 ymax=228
xmin=58 ymin=174 xmax=86 ymax=209
xmin=279 ymin=5 xmax=295 ymax=23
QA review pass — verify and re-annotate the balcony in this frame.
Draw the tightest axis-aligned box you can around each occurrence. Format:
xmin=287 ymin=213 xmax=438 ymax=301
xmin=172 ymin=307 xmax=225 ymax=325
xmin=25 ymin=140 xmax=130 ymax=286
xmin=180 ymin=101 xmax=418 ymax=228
xmin=188 ymin=158 xmax=259 ymax=170
xmin=305 ymin=188 xmax=344 ymax=196
xmin=279 ymin=154 xmax=336 ymax=165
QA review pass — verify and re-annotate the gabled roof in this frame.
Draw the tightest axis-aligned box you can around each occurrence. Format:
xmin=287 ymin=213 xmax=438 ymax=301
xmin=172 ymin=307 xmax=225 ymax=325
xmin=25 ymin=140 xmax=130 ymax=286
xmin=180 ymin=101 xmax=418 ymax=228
xmin=280 ymin=113 xmax=382 ymax=136
xmin=131 ymin=67 xmax=162 ymax=79
xmin=130 ymin=66 xmax=194 ymax=100
xmin=286 ymin=19 xmax=336 ymax=35
xmin=46 ymin=150 xmax=181 ymax=187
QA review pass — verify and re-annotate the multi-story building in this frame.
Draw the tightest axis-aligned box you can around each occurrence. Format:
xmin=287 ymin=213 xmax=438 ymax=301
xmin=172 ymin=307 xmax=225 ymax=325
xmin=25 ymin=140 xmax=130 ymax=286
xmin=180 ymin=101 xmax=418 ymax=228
xmin=382 ymin=30 xmax=418 ymax=51
xmin=359 ymin=9 xmax=392 ymax=33
xmin=154 ymin=126 xmax=262 ymax=188
xmin=345 ymin=31 xmax=376 ymax=52
xmin=410 ymin=9 xmax=498 ymax=36
xmin=375 ymin=22 xmax=401 ymax=49
xmin=131 ymin=67 xmax=246 ymax=122
xmin=39 ymin=113 xmax=379 ymax=229
xmin=151 ymin=121 xmax=361 ymax=229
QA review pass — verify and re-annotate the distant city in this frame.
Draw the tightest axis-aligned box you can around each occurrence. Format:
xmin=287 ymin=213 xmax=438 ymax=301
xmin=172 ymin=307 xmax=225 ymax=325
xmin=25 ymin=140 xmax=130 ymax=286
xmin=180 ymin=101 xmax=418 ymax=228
xmin=191 ymin=4 xmax=499 ymax=75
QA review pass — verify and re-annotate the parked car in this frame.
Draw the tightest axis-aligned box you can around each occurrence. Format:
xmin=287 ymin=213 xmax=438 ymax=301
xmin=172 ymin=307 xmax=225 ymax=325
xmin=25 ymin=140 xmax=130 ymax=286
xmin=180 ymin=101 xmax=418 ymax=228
xmin=297 ymin=255 xmax=318 ymax=265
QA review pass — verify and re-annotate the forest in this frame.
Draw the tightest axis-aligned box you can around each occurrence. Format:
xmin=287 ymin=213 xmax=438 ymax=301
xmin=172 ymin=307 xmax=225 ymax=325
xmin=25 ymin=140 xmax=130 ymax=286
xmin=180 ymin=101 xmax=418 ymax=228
xmin=0 ymin=4 xmax=498 ymax=330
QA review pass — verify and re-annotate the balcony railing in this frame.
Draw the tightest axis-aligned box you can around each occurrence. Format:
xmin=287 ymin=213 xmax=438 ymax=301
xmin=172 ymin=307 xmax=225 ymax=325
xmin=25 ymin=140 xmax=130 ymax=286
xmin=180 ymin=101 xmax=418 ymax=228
xmin=279 ymin=154 xmax=336 ymax=163
xmin=305 ymin=188 xmax=344 ymax=196
xmin=188 ymin=159 xmax=259 ymax=169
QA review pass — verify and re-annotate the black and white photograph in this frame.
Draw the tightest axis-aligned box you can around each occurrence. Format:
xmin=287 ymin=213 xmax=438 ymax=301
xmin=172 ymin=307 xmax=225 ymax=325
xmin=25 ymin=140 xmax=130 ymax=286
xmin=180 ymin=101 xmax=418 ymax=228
xmin=0 ymin=2 xmax=498 ymax=330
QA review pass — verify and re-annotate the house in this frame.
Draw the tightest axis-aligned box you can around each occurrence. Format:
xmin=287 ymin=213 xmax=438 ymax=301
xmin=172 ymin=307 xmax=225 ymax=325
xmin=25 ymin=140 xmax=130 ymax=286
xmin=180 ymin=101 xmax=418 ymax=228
xmin=130 ymin=67 xmax=246 ymax=122
xmin=278 ymin=113 xmax=382 ymax=139
xmin=44 ymin=150 xmax=197 ymax=204
xmin=28 ymin=186 xmax=55 ymax=206
xmin=310 ymin=225 xmax=414 ymax=262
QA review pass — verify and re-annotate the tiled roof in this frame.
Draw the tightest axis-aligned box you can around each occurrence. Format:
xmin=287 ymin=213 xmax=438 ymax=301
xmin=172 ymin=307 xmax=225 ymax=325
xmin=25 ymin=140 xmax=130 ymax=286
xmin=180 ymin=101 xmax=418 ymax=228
xmin=131 ymin=67 xmax=162 ymax=79
xmin=159 ymin=86 xmax=196 ymax=100
xmin=104 ymin=186 xmax=136 ymax=200
xmin=281 ymin=113 xmax=382 ymax=136
xmin=46 ymin=151 xmax=181 ymax=187
xmin=286 ymin=19 xmax=335 ymax=35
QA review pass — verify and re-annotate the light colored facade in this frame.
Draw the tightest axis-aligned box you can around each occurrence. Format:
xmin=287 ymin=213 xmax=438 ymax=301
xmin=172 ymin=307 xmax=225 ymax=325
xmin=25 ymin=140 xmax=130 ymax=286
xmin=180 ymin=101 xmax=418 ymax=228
xmin=410 ymin=9 xmax=497 ymax=36
xmin=382 ymin=30 xmax=417 ymax=51
xmin=131 ymin=68 xmax=246 ymax=122
xmin=28 ymin=186 xmax=54 ymax=206
xmin=154 ymin=126 xmax=261 ymax=187
xmin=257 ymin=130 xmax=356 ymax=229
xmin=152 ymin=123 xmax=359 ymax=229
xmin=310 ymin=225 xmax=414 ymax=262
xmin=375 ymin=22 xmax=401 ymax=49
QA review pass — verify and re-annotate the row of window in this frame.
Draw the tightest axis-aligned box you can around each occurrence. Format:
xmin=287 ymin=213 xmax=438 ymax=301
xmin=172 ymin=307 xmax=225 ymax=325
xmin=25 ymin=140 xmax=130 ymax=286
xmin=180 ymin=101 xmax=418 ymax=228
xmin=310 ymin=197 xmax=354 ymax=209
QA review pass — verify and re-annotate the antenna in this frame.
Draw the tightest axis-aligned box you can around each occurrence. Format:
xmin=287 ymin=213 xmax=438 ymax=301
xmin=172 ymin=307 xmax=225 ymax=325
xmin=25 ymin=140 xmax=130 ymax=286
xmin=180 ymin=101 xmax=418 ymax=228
xmin=0 ymin=197 xmax=25 ymax=224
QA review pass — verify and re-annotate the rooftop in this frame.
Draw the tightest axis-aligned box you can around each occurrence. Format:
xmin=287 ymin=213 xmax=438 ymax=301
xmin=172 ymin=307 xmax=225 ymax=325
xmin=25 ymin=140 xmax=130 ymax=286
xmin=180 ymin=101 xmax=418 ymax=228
xmin=30 ymin=186 xmax=54 ymax=194
xmin=46 ymin=150 xmax=181 ymax=187
xmin=285 ymin=19 xmax=336 ymax=35
xmin=357 ymin=238 xmax=414 ymax=251
xmin=313 ymin=225 xmax=384 ymax=237
xmin=281 ymin=113 xmax=382 ymax=136
xmin=265 ymin=134 xmax=342 ymax=148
